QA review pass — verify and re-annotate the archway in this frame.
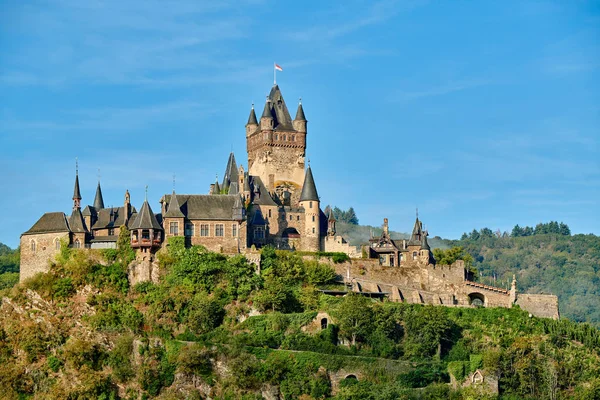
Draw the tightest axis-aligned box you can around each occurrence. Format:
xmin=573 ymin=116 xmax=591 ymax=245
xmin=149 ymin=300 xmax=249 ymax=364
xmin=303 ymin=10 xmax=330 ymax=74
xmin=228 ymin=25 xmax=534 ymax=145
xmin=321 ymin=318 xmax=328 ymax=330
xmin=344 ymin=375 xmax=358 ymax=382
xmin=468 ymin=292 xmax=485 ymax=307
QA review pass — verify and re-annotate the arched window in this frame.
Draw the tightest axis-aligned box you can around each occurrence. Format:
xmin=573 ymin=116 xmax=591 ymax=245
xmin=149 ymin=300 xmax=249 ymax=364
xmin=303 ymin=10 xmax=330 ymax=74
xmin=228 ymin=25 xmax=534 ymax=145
xmin=321 ymin=318 xmax=328 ymax=330
xmin=412 ymin=251 xmax=417 ymax=260
xmin=55 ymin=238 xmax=61 ymax=250
xmin=30 ymin=240 xmax=36 ymax=252
xmin=74 ymin=239 xmax=81 ymax=249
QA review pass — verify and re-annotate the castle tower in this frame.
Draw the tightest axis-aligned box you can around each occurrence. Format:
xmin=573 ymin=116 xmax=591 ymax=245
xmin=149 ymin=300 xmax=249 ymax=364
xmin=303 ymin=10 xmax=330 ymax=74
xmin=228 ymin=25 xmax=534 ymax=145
xmin=247 ymin=85 xmax=307 ymax=198
xmin=163 ymin=190 xmax=185 ymax=238
xmin=129 ymin=192 xmax=163 ymax=255
xmin=246 ymin=103 xmax=258 ymax=137
xmin=299 ymin=165 xmax=320 ymax=251
xmin=222 ymin=152 xmax=239 ymax=193
xmin=69 ymin=161 xmax=88 ymax=245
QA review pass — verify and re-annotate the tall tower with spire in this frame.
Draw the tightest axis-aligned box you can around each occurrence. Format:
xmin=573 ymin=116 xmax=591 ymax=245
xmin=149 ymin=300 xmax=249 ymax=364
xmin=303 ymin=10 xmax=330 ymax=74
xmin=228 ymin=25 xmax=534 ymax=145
xmin=299 ymin=165 xmax=320 ymax=252
xmin=246 ymin=85 xmax=307 ymax=202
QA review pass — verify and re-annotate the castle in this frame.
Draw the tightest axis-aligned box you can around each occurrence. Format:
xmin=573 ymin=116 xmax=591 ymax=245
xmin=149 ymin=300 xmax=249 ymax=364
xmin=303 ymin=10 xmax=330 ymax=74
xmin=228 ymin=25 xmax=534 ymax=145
xmin=18 ymin=83 xmax=559 ymax=320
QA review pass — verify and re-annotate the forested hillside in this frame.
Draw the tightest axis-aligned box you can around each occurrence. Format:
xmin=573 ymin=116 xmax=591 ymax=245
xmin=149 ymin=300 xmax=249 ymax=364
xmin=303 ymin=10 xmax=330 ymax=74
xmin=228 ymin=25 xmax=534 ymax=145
xmin=0 ymin=242 xmax=19 ymax=290
xmin=444 ymin=224 xmax=600 ymax=327
xmin=1 ymin=240 xmax=599 ymax=399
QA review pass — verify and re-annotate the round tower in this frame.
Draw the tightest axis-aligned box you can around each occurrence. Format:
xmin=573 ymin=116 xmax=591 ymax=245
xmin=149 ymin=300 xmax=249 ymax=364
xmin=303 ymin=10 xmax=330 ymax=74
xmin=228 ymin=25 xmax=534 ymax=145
xmin=299 ymin=165 xmax=320 ymax=252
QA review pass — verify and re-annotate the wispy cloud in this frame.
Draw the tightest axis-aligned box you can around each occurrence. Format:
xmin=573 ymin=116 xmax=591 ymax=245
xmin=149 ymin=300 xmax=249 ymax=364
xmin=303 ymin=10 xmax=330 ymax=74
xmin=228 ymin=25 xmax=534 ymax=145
xmin=390 ymin=78 xmax=492 ymax=102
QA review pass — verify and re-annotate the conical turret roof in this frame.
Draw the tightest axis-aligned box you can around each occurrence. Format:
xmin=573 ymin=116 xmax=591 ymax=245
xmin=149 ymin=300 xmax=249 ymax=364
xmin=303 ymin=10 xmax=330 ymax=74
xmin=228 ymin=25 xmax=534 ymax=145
xmin=164 ymin=191 xmax=185 ymax=218
xmin=69 ymin=208 xmax=88 ymax=233
xmin=73 ymin=173 xmax=81 ymax=200
xmin=327 ymin=207 xmax=336 ymax=222
xmin=261 ymin=98 xmax=273 ymax=119
xmin=93 ymin=182 xmax=104 ymax=210
xmin=211 ymin=177 xmax=221 ymax=195
xmin=300 ymin=166 xmax=319 ymax=202
xmin=408 ymin=217 xmax=423 ymax=246
xmin=222 ymin=152 xmax=239 ymax=191
xmin=295 ymin=102 xmax=306 ymax=121
xmin=129 ymin=200 xmax=162 ymax=230
xmin=247 ymin=105 xmax=258 ymax=125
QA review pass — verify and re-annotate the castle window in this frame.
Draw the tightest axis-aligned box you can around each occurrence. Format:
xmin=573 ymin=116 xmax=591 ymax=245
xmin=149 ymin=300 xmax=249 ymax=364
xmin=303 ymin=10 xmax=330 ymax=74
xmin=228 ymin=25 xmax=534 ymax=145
xmin=185 ymin=223 xmax=194 ymax=236
xmin=289 ymin=215 xmax=293 ymax=221
xmin=55 ymin=238 xmax=61 ymax=250
xmin=200 ymin=224 xmax=209 ymax=237
xmin=312 ymin=215 xmax=315 ymax=222
xmin=292 ymin=135 xmax=295 ymax=141
xmin=275 ymin=134 xmax=279 ymax=140
xmin=215 ymin=224 xmax=224 ymax=237
xmin=232 ymin=224 xmax=238 ymax=237
xmin=74 ymin=239 xmax=81 ymax=249
xmin=169 ymin=222 xmax=179 ymax=235
xmin=297 ymin=216 xmax=300 ymax=221
xmin=142 ymin=230 xmax=150 ymax=240
xmin=312 ymin=227 xmax=315 ymax=234
xmin=309 ymin=201 xmax=313 ymax=208
xmin=412 ymin=251 xmax=417 ymax=260
xmin=254 ymin=226 xmax=265 ymax=239
xmin=108 ymin=228 xmax=115 ymax=235
xmin=31 ymin=240 xmax=36 ymax=252
xmin=268 ymin=209 xmax=272 ymax=218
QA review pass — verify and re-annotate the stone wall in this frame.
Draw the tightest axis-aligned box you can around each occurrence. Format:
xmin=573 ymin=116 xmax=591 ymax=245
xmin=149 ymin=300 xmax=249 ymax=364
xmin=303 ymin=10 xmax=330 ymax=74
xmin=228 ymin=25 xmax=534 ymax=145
xmin=516 ymin=294 xmax=560 ymax=319
xmin=323 ymin=235 xmax=361 ymax=258
xmin=20 ymin=232 xmax=68 ymax=282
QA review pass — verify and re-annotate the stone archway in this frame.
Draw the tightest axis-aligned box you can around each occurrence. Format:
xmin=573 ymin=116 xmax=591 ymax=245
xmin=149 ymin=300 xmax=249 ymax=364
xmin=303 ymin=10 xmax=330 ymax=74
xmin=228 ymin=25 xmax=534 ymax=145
xmin=468 ymin=292 xmax=486 ymax=307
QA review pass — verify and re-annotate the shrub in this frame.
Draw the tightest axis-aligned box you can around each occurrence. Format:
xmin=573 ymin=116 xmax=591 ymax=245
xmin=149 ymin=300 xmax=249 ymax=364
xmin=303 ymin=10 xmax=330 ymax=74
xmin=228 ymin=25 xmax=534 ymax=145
xmin=52 ymin=277 xmax=75 ymax=299
xmin=108 ymin=334 xmax=134 ymax=382
xmin=47 ymin=355 xmax=63 ymax=372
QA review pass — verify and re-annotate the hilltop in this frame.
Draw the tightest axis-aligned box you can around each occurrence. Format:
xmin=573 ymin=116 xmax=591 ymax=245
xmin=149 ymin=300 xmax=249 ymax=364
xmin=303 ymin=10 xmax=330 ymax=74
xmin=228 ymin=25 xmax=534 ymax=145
xmin=1 ymin=240 xmax=599 ymax=399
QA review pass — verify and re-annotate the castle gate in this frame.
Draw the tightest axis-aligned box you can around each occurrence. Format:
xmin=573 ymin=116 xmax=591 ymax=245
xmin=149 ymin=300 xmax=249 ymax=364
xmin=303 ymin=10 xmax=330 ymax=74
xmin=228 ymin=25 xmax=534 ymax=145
xmin=468 ymin=292 xmax=486 ymax=307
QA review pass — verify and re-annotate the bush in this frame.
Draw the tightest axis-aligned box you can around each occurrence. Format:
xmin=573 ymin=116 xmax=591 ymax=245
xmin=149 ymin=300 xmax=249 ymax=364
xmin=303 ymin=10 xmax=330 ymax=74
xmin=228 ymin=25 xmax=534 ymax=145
xmin=108 ymin=334 xmax=134 ymax=382
xmin=47 ymin=355 xmax=63 ymax=372
xmin=52 ymin=277 xmax=75 ymax=299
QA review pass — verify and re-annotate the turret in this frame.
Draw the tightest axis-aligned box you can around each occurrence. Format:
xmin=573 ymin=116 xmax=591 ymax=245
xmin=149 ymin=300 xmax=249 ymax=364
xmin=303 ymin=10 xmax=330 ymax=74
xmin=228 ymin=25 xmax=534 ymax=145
xmin=163 ymin=190 xmax=185 ymax=238
xmin=327 ymin=208 xmax=336 ymax=236
xmin=246 ymin=104 xmax=258 ymax=137
xmin=93 ymin=181 xmax=104 ymax=210
xmin=299 ymin=165 xmax=320 ymax=251
xmin=222 ymin=152 xmax=238 ymax=193
xmin=129 ymin=188 xmax=163 ymax=253
xmin=210 ymin=176 xmax=221 ymax=195
xmin=73 ymin=160 xmax=82 ymax=211
xmin=293 ymin=98 xmax=307 ymax=133
xmin=260 ymin=97 xmax=274 ymax=131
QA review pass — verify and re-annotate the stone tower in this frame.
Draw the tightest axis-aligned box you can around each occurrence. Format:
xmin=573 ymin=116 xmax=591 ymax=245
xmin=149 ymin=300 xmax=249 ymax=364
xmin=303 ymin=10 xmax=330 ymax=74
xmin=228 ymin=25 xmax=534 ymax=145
xmin=246 ymin=85 xmax=307 ymax=202
xmin=299 ymin=165 xmax=320 ymax=252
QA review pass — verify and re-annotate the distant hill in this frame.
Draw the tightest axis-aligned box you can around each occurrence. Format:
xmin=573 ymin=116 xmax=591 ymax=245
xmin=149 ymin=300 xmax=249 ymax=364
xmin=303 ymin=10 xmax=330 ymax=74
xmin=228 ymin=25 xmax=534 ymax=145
xmin=0 ymin=242 xmax=19 ymax=290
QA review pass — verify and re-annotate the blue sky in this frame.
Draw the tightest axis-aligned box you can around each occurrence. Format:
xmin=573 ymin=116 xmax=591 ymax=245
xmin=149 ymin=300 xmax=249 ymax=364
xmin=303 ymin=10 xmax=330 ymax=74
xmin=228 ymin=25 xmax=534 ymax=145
xmin=1 ymin=0 xmax=599 ymax=248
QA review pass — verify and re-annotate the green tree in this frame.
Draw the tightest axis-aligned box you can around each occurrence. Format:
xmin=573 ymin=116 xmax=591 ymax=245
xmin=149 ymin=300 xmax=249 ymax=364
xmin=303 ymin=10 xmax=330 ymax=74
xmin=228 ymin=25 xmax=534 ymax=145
xmin=336 ymin=294 xmax=373 ymax=346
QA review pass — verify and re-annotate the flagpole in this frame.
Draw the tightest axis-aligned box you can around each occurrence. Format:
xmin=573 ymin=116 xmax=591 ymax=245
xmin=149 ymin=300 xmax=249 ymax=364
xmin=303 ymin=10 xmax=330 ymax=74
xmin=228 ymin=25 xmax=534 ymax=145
xmin=273 ymin=62 xmax=276 ymax=85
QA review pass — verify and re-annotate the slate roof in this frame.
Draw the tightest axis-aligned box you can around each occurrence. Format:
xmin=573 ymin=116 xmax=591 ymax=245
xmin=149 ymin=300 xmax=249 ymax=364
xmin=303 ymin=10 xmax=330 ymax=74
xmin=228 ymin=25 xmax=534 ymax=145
xmin=250 ymin=208 xmax=266 ymax=225
xmin=163 ymin=190 xmax=185 ymax=218
xmin=82 ymin=205 xmax=95 ymax=217
xmin=69 ymin=208 xmax=88 ymax=233
xmin=247 ymin=106 xmax=258 ymax=125
xmin=268 ymin=84 xmax=295 ymax=131
xmin=249 ymin=176 xmax=277 ymax=206
xmin=211 ymin=179 xmax=221 ymax=195
xmin=73 ymin=174 xmax=82 ymax=200
xmin=222 ymin=152 xmax=239 ymax=191
xmin=327 ymin=208 xmax=336 ymax=222
xmin=23 ymin=212 xmax=70 ymax=235
xmin=295 ymin=102 xmax=306 ymax=121
xmin=91 ymin=206 xmax=136 ymax=230
xmin=228 ymin=182 xmax=239 ymax=195
xmin=300 ymin=166 xmax=319 ymax=202
xmin=129 ymin=201 xmax=162 ymax=230
xmin=408 ymin=218 xmax=423 ymax=246
xmin=421 ymin=234 xmax=431 ymax=250
xmin=163 ymin=194 xmax=245 ymax=220
xmin=93 ymin=182 xmax=105 ymax=210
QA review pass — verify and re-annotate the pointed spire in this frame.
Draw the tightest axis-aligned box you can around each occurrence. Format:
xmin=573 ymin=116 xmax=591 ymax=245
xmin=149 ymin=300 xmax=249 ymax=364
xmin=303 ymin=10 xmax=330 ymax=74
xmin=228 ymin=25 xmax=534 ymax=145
xmin=247 ymin=103 xmax=258 ymax=125
xmin=129 ymin=198 xmax=162 ymax=230
xmin=72 ymin=158 xmax=82 ymax=210
xmin=222 ymin=152 xmax=239 ymax=191
xmin=164 ymin=190 xmax=185 ymax=218
xmin=408 ymin=215 xmax=423 ymax=246
xmin=211 ymin=175 xmax=221 ymax=195
xmin=93 ymin=182 xmax=105 ymax=210
xmin=261 ymin=96 xmax=272 ymax=119
xmin=327 ymin=207 xmax=336 ymax=222
xmin=300 ymin=165 xmax=319 ymax=202
xmin=295 ymin=98 xmax=306 ymax=121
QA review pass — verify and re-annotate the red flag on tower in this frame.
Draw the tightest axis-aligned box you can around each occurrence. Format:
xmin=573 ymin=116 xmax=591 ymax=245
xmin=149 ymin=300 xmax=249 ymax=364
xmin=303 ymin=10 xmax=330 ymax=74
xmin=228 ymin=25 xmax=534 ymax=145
xmin=274 ymin=63 xmax=283 ymax=71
